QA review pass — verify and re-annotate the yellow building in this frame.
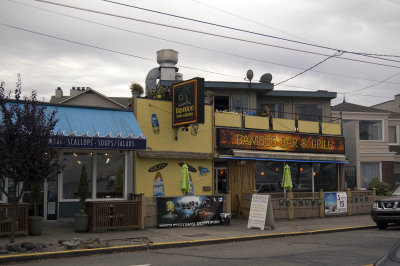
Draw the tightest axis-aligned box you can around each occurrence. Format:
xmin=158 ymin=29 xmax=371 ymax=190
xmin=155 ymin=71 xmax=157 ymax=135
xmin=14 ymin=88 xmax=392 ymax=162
xmin=133 ymin=97 xmax=214 ymax=197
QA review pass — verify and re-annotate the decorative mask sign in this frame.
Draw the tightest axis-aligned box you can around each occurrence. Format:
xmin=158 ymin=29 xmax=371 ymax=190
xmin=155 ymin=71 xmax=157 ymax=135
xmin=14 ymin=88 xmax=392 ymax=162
xmin=172 ymin=78 xmax=204 ymax=127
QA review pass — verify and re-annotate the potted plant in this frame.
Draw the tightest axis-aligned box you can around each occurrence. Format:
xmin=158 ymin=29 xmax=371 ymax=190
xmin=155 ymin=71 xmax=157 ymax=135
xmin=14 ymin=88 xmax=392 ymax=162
xmin=74 ymin=164 xmax=90 ymax=232
xmin=28 ymin=180 xmax=43 ymax=236
xmin=130 ymin=82 xmax=144 ymax=97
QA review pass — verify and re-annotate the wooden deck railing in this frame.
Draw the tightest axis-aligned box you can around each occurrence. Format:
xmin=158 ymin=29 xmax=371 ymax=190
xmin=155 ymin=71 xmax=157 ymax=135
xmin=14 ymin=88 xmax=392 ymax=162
xmin=0 ymin=204 xmax=29 ymax=236
xmin=86 ymin=197 xmax=144 ymax=232
xmin=242 ymin=189 xmax=375 ymax=219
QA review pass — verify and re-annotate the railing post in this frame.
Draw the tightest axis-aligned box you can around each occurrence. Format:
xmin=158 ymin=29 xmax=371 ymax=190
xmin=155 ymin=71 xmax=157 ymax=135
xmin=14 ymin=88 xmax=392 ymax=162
xmin=372 ymin=188 xmax=376 ymax=202
xmin=139 ymin=193 xmax=145 ymax=230
xmin=319 ymin=189 xmax=325 ymax=218
xmin=288 ymin=191 xmax=294 ymax=220
xmin=346 ymin=188 xmax=352 ymax=216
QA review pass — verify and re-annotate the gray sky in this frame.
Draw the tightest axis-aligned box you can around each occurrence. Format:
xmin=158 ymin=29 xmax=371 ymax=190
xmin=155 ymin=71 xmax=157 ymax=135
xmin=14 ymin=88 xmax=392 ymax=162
xmin=1 ymin=0 xmax=399 ymax=106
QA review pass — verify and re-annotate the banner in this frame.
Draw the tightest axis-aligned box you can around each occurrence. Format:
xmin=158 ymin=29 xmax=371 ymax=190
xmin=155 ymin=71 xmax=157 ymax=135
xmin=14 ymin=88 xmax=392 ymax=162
xmin=156 ymin=196 xmax=223 ymax=228
xmin=325 ymin=192 xmax=347 ymax=215
xmin=217 ymin=128 xmax=345 ymax=154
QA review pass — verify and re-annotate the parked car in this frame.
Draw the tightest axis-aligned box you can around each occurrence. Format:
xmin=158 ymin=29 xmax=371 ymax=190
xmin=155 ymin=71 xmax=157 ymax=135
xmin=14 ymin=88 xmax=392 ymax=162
xmin=371 ymin=186 xmax=400 ymax=230
xmin=374 ymin=239 xmax=400 ymax=265
xmin=256 ymin=183 xmax=281 ymax=193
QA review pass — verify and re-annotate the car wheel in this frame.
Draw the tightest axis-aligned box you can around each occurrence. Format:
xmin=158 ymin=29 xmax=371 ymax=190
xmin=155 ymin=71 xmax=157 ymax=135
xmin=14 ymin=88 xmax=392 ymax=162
xmin=377 ymin=222 xmax=388 ymax=230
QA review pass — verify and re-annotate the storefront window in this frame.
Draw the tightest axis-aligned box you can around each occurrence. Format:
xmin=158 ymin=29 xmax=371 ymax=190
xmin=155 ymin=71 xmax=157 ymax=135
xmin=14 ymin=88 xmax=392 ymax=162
xmin=96 ymin=152 xmax=125 ymax=199
xmin=289 ymin=162 xmax=312 ymax=192
xmin=62 ymin=152 xmax=92 ymax=200
xmin=256 ymin=162 xmax=283 ymax=193
xmin=314 ymin=163 xmax=338 ymax=191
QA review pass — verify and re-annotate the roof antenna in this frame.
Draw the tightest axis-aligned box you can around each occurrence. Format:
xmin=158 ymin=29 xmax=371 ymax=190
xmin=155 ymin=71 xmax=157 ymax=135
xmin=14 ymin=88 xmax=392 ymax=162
xmin=245 ymin=69 xmax=253 ymax=83
xmin=343 ymin=94 xmax=346 ymax=103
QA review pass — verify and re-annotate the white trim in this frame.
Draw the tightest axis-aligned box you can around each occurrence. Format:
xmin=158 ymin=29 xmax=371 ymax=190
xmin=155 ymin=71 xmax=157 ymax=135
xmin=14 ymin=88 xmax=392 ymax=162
xmin=124 ymin=152 xmax=128 ymax=199
xmin=389 ymin=125 xmax=399 ymax=145
xmin=92 ymin=152 xmax=97 ymax=200
xmin=358 ymin=119 xmax=384 ymax=142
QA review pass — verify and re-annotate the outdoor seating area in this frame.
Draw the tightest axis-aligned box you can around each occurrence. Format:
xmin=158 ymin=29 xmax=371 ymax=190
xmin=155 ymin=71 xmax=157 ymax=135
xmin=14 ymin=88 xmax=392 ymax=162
xmin=242 ymin=189 xmax=375 ymax=220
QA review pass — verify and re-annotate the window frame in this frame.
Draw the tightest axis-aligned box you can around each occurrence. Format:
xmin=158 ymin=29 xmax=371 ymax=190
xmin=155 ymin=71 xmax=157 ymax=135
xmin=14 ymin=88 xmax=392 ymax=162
xmin=359 ymin=119 xmax=383 ymax=142
xmin=389 ymin=125 xmax=398 ymax=144
xmin=360 ymin=162 xmax=381 ymax=189
xmin=59 ymin=150 xmax=128 ymax=203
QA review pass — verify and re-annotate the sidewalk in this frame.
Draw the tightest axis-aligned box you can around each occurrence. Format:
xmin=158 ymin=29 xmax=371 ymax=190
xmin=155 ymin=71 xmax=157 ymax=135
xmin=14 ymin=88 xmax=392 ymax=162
xmin=0 ymin=214 xmax=376 ymax=263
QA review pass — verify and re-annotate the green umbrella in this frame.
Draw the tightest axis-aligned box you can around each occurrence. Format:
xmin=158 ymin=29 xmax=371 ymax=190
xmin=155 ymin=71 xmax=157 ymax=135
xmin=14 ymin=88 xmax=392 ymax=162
xmin=180 ymin=163 xmax=190 ymax=195
xmin=282 ymin=164 xmax=293 ymax=192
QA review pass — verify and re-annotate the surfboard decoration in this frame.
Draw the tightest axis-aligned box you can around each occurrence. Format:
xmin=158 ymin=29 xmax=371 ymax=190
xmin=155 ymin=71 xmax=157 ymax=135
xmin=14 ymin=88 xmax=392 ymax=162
xmin=151 ymin=113 xmax=160 ymax=134
xmin=153 ymin=172 xmax=165 ymax=197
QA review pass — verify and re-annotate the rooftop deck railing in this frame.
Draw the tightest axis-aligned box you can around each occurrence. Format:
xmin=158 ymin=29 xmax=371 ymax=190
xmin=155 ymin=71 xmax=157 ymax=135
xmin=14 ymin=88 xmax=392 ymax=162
xmin=214 ymin=105 xmax=342 ymax=135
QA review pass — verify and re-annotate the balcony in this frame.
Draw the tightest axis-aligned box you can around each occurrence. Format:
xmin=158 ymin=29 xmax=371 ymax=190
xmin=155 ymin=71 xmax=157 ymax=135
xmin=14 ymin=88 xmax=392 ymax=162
xmin=214 ymin=108 xmax=342 ymax=136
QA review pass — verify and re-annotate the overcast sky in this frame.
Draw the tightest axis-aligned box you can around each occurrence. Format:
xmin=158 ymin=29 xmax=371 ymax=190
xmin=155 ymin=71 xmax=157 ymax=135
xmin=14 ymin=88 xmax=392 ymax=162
xmin=1 ymin=0 xmax=399 ymax=107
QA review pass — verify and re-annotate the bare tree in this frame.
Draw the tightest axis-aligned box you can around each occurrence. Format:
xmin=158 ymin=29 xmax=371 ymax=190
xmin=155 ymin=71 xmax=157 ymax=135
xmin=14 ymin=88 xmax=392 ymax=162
xmin=0 ymin=75 xmax=62 ymax=243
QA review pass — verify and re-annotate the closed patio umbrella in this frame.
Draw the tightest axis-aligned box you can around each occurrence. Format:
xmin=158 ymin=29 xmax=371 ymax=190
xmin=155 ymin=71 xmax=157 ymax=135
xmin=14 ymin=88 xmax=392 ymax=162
xmin=282 ymin=164 xmax=293 ymax=196
xmin=180 ymin=163 xmax=190 ymax=195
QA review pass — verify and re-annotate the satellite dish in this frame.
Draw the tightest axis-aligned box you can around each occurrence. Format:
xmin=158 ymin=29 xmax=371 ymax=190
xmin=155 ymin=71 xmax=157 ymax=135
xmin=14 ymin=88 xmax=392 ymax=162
xmin=246 ymin=70 xmax=254 ymax=82
xmin=260 ymin=73 xmax=272 ymax=83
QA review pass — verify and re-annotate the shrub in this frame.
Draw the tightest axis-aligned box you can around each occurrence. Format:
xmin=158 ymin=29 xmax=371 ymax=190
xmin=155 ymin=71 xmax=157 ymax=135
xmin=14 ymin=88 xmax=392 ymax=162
xmin=368 ymin=178 xmax=391 ymax=196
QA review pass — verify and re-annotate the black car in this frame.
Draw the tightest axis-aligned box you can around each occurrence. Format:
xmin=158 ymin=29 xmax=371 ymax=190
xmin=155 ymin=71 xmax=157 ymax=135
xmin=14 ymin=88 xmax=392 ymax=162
xmin=371 ymin=186 xmax=400 ymax=230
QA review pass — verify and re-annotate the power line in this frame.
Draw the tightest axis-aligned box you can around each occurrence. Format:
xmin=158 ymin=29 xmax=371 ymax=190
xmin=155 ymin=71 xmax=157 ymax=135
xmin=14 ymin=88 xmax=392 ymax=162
xmin=275 ymin=51 xmax=344 ymax=86
xmin=192 ymin=0 xmax=320 ymax=45
xmin=282 ymin=84 xmax=394 ymax=99
xmin=0 ymin=23 xmax=243 ymax=79
xmin=32 ymin=0 xmax=400 ymax=69
xmin=2 ymin=23 xmax=395 ymax=101
xmin=12 ymin=0 xmax=400 ymax=86
xmin=8 ymin=0 xmax=400 ymax=87
xmin=348 ymin=71 xmax=400 ymax=93
xmin=100 ymin=0 xmax=400 ymax=62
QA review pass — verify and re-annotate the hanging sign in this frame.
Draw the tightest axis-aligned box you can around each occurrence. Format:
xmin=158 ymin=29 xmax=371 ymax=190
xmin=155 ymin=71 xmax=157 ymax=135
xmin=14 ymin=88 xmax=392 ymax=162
xmin=172 ymin=78 xmax=204 ymax=127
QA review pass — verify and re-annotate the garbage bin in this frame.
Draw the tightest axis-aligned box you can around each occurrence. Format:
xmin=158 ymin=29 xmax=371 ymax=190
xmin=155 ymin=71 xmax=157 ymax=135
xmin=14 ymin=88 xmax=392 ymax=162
xmin=220 ymin=213 xmax=231 ymax=225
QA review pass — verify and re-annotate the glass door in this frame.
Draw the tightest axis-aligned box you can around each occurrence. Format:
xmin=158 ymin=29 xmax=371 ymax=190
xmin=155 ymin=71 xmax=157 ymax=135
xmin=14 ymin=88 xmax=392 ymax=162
xmin=215 ymin=168 xmax=228 ymax=194
xmin=45 ymin=178 xmax=58 ymax=220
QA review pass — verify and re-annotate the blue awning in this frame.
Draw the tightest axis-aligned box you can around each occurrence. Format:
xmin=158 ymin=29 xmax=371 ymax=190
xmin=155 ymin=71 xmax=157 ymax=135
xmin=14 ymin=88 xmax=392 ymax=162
xmin=46 ymin=105 xmax=146 ymax=150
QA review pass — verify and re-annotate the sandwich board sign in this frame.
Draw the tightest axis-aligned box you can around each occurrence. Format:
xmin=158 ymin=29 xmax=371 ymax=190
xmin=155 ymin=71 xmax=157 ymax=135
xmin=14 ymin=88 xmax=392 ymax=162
xmin=247 ymin=194 xmax=275 ymax=230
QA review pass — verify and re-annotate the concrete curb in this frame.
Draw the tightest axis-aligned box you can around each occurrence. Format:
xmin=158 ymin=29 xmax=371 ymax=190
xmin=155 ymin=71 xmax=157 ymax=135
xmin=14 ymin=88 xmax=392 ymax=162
xmin=0 ymin=224 xmax=376 ymax=264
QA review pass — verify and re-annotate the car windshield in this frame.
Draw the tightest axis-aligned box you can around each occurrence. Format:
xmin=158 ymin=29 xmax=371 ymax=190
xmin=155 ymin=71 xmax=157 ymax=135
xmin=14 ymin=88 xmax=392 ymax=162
xmin=392 ymin=187 xmax=400 ymax=196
